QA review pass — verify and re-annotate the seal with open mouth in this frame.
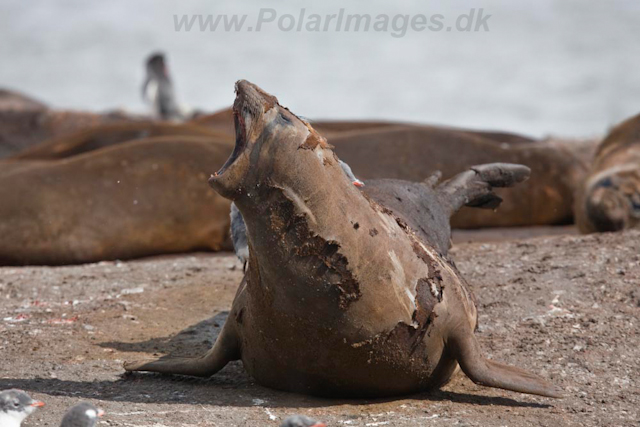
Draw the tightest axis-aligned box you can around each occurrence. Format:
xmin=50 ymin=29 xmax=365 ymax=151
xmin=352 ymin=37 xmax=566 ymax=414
xmin=124 ymin=80 xmax=561 ymax=399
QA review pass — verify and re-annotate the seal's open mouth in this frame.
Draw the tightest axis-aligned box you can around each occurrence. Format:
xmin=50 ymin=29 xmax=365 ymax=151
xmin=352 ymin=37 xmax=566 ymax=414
xmin=212 ymin=80 xmax=280 ymax=179
xmin=212 ymin=83 xmax=252 ymax=177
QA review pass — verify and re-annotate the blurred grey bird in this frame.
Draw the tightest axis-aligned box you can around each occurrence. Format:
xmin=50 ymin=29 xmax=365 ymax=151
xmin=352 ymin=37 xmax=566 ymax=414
xmin=280 ymin=415 xmax=326 ymax=427
xmin=59 ymin=402 xmax=104 ymax=427
xmin=339 ymin=160 xmax=364 ymax=187
xmin=0 ymin=389 xmax=44 ymax=427
xmin=142 ymin=52 xmax=184 ymax=121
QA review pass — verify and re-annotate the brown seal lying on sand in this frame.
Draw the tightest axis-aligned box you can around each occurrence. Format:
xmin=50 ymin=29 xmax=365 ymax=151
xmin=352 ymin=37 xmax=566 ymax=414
xmin=329 ymin=126 xmax=591 ymax=228
xmin=124 ymin=80 xmax=561 ymax=399
xmin=0 ymin=137 xmax=233 ymax=265
xmin=0 ymin=89 xmax=47 ymax=112
xmin=575 ymin=113 xmax=640 ymax=233
xmin=0 ymin=107 xmax=141 ymax=159
xmin=10 ymin=121 xmax=231 ymax=160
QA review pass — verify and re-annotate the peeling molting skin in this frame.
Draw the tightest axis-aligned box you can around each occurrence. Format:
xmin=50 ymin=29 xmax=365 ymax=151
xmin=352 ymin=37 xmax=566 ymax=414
xmin=248 ymin=185 xmax=362 ymax=311
xmin=211 ymin=82 xmax=436 ymax=335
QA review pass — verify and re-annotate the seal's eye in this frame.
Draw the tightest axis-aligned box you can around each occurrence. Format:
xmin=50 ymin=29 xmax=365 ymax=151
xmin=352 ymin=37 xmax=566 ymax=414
xmin=278 ymin=111 xmax=292 ymax=125
xmin=597 ymin=177 xmax=613 ymax=188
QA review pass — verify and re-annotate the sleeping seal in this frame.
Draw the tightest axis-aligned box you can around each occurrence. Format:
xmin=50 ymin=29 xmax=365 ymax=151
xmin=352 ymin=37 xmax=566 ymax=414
xmin=10 ymin=121 xmax=231 ymax=160
xmin=0 ymin=136 xmax=233 ymax=265
xmin=124 ymin=80 xmax=560 ymax=399
xmin=575 ymin=113 xmax=640 ymax=233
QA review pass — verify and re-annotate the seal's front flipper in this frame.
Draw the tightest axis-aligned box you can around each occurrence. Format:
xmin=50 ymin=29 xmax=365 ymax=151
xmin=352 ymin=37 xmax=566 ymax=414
xmin=123 ymin=323 xmax=240 ymax=377
xmin=448 ymin=328 xmax=562 ymax=398
xmin=437 ymin=163 xmax=531 ymax=217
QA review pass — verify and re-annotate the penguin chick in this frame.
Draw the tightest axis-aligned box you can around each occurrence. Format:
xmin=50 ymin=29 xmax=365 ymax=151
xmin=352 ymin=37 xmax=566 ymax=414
xmin=60 ymin=402 xmax=104 ymax=427
xmin=280 ymin=415 xmax=326 ymax=427
xmin=0 ymin=389 xmax=44 ymax=427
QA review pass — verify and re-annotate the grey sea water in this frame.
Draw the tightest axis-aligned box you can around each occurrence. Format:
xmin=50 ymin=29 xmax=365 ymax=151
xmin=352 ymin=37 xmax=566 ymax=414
xmin=1 ymin=0 xmax=639 ymax=138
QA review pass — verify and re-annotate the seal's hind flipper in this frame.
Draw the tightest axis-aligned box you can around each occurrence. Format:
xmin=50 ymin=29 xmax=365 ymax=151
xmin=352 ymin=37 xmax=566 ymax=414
xmin=436 ymin=163 xmax=531 ymax=217
xmin=123 ymin=322 xmax=239 ymax=377
xmin=448 ymin=328 xmax=562 ymax=398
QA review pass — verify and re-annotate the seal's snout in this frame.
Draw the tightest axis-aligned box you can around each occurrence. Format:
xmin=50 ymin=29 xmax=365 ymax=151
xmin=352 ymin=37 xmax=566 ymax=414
xmin=233 ymin=79 xmax=279 ymax=119
xmin=586 ymin=186 xmax=628 ymax=232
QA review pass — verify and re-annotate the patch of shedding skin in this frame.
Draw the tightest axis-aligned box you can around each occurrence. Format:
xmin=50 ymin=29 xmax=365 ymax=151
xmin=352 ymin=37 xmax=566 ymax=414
xmin=376 ymin=210 xmax=397 ymax=234
xmin=388 ymin=250 xmax=416 ymax=317
xmin=416 ymin=240 xmax=457 ymax=279
xmin=281 ymin=185 xmax=317 ymax=226
xmin=413 ymin=237 xmax=475 ymax=322
xmin=430 ymin=282 xmax=440 ymax=299
xmin=314 ymin=145 xmax=325 ymax=163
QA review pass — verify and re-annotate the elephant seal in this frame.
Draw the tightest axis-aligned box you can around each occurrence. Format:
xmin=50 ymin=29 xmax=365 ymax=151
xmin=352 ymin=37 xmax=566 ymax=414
xmin=575 ymin=113 xmax=640 ymax=233
xmin=328 ymin=126 xmax=591 ymax=228
xmin=0 ymin=89 xmax=47 ymax=112
xmin=124 ymin=80 xmax=560 ymax=399
xmin=0 ymin=108 xmax=141 ymax=159
xmin=11 ymin=122 xmax=231 ymax=160
xmin=0 ymin=137 xmax=233 ymax=265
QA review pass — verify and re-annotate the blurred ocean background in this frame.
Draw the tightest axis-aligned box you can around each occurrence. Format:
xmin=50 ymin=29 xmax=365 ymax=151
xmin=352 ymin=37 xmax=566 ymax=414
xmin=1 ymin=0 xmax=639 ymax=138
